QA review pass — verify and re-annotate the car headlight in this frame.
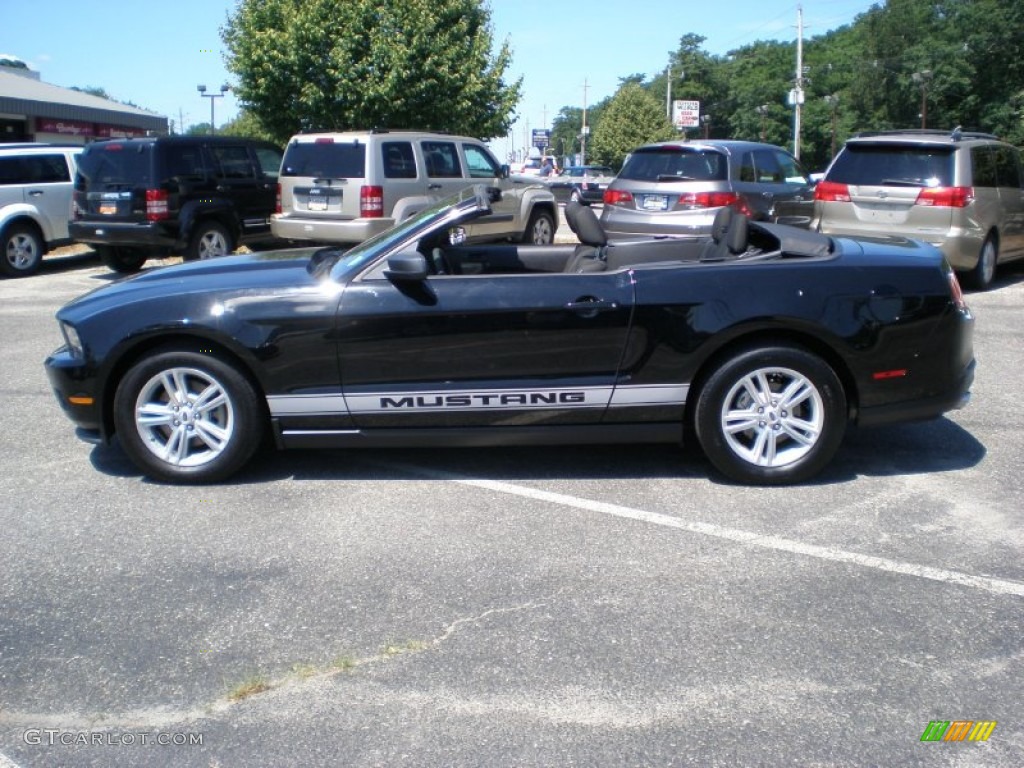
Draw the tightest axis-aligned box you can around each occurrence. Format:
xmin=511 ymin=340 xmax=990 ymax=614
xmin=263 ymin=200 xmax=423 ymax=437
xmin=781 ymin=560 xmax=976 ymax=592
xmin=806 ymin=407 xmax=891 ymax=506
xmin=60 ymin=321 xmax=84 ymax=358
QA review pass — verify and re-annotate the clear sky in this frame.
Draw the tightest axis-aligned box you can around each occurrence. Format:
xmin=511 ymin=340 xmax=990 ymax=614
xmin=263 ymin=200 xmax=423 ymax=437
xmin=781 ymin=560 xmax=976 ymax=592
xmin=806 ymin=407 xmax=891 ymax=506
xmin=2 ymin=0 xmax=878 ymax=147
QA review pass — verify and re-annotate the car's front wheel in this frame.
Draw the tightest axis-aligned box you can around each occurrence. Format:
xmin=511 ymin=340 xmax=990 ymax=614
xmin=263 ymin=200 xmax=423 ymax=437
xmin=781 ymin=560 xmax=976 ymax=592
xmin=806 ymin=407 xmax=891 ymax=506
xmin=522 ymin=209 xmax=555 ymax=245
xmin=1 ymin=224 xmax=44 ymax=277
xmin=113 ymin=348 xmax=264 ymax=483
xmin=96 ymin=245 xmax=148 ymax=274
xmin=694 ymin=345 xmax=847 ymax=485
xmin=185 ymin=221 xmax=234 ymax=261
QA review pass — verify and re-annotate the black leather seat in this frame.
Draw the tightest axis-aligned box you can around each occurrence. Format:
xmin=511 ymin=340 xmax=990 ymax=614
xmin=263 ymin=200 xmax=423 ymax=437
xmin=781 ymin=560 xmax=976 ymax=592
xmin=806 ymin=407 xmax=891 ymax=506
xmin=563 ymin=201 xmax=608 ymax=273
xmin=699 ymin=206 xmax=749 ymax=261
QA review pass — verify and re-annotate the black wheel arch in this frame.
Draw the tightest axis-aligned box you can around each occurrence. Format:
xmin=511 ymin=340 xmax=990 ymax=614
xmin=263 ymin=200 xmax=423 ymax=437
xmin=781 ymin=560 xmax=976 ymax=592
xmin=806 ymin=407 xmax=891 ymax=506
xmin=99 ymin=332 xmax=270 ymax=443
xmin=682 ymin=327 xmax=860 ymax=437
xmin=179 ymin=201 xmax=241 ymax=246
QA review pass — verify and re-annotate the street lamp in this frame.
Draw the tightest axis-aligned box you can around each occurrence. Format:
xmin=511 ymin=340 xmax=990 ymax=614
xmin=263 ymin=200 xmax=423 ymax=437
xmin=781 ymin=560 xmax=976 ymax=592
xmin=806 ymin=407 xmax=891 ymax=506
xmin=911 ymin=70 xmax=932 ymax=129
xmin=197 ymin=84 xmax=230 ymax=135
xmin=824 ymin=94 xmax=840 ymax=159
xmin=755 ymin=104 xmax=770 ymax=142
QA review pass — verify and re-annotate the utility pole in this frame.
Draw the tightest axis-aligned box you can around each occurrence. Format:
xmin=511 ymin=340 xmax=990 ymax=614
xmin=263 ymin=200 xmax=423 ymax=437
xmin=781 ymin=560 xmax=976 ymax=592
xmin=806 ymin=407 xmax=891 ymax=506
xmin=581 ymin=78 xmax=589 ymax=166
xmin=666 ymin=66 xmax=671 ymax=120
xmin=793 ymin=5 xmax=804 ymax=159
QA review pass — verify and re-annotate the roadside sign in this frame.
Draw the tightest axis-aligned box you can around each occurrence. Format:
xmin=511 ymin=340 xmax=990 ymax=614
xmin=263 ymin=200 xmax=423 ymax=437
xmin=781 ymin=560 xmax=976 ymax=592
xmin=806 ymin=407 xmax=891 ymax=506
xmin=672 ymin=100 xmax=700 ymax=129
xmin=532 ymin=129 xmax=550 ymax=149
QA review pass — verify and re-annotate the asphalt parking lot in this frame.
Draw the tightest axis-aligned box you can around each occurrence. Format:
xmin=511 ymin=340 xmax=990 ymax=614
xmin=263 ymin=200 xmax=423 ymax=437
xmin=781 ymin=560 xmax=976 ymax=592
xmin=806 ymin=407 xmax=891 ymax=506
xmin=1 ymin=246 xmax=1022 ymax=767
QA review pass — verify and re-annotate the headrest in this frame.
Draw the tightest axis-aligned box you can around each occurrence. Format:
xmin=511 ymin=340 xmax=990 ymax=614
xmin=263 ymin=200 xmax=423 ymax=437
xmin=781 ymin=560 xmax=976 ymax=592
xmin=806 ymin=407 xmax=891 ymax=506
xmin=709 ymin=206 xmax=734 ymax=243
xmin=566 ymin=201 xmax=606 ymax=247
xmin=726 ymin=213 xmax=748 ymax=254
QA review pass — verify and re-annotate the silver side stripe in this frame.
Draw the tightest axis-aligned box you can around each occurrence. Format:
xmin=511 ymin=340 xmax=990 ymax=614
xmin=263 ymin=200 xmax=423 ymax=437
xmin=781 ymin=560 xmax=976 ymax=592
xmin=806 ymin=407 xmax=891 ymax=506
xmin=268 ymin=384 xmax=687 ymax=417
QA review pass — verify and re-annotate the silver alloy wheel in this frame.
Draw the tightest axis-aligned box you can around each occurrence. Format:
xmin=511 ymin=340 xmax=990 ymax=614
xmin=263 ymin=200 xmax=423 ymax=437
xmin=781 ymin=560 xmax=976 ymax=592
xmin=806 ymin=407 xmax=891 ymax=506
xmin=5 ymin=232 xmax=40 ymax=271
xmin=531 ymin=214 xmax=554 ymax=244
xmin=719 ymin=365 xmax=824 ymax=467
xmin=134 ymin=366 xmax=235 ymax=468
xmin=197 ymin=229 xmax=229 ymax=259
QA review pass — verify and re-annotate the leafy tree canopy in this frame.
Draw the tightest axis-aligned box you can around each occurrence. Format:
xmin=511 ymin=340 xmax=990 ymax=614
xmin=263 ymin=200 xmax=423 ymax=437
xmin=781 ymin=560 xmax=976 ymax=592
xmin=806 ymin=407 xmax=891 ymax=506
xmin=221 ymin=0 xmax=521 ymax=144
xmin=588 ymin=84 xmax=676 ymax=171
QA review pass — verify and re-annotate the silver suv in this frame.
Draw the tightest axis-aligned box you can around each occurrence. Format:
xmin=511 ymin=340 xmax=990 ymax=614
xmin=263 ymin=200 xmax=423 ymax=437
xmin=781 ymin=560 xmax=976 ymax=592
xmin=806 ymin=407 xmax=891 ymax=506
xmin=600 ymin=140 xmax=814 ymax=240
xmin=272 ymin=130 xmax=558 ymax=245
xmin=812 ymin=128 xmax=1024 ymax=290
xmin=0 ymin=143 xmax=80 ymax=277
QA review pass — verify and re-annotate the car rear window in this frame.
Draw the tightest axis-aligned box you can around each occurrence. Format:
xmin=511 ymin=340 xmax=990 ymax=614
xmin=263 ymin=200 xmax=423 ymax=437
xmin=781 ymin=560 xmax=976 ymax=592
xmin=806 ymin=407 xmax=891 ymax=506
xmin=827 ymin=144 xmax=955 ymax=187
xmin=281 ymin=141 xmax=366 ymax=178
xmin=618 ymin=148 xmax=727 ymax=182
xmin=76 ymin=143 xmax=153 ymax=188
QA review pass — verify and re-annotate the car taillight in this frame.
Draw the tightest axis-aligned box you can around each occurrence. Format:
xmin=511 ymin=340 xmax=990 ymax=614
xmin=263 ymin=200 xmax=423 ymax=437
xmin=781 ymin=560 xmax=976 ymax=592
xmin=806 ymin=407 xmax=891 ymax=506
xmin=145 ymin=189 xmax=169 ymax=221
xmin=675 ymin=191 xmax=740 ymax=209
xmin=360 ymin=185 xmax=383 ymax=218
xmin=275 ymin=182 xmax=282 ymax=214
xmin=603 ymin=189 xmax=633 ymax=206
xmin=947 ymin=267 xmax=969 ymax=312
xmin=814 ymin=180 xmax=851 ymax=202
xmin=915 ymin=186 xmax=973 ymax=208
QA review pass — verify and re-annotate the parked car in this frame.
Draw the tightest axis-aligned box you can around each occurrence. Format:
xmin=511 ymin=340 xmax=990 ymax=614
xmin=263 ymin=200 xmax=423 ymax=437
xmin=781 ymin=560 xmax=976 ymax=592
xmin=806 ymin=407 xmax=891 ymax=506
xmin=546 ymin=165 xmax=615 ymax=205
xmin=812 ymin=128 xmax=1024 ymax=290
xmin=45 ymin=186 xmax=974 ymax=487
xmin=69 ymin=135 xmax=283 ymax=273
xmin=272 ymin=130 xmax=558 ymax=245
xmin=0 ymin=143 xmax=80 ymax=277
xmin=601 ymin=140 xmax=815 ymax=239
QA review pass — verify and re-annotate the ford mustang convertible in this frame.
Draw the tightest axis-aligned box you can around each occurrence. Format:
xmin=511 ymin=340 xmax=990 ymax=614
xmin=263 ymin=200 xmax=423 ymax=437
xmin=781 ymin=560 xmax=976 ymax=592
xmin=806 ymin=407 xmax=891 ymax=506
xmin=45 ymin=186 xmax=975 ymax=485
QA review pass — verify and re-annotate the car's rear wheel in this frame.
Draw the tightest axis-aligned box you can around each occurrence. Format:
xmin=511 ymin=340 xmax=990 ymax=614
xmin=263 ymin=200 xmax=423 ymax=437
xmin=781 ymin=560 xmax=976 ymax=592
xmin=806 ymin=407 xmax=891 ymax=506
xmin=113 ymin=348 xmax=264 ymax=483
xmin=570 ymin=188 xmax=583 ymax=205
xmin=694 ymin=345 xmax=846 ymax=485
xmin=1 ymin=224 xmax=44 ymax=277
xmin=96 ymin=245 xmax=148 ymax=274
xmin=522 ymin=209 xmax=555 ymax=245
xmin=965 ymin=234 xmax=997 ymax=291
xmin=186 ymin=221 xmax=234 ymax=261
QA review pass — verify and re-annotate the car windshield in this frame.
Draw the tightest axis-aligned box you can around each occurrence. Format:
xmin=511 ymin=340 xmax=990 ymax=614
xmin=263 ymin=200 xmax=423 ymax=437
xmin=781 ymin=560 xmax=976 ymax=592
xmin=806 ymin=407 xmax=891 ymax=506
xmin=328 ymin=186 xmax=488 ymax=277
xmin=618 ymin=148 xmax=727 ymax=182
xmin=827 ymin=145 xmax=956 ymax=187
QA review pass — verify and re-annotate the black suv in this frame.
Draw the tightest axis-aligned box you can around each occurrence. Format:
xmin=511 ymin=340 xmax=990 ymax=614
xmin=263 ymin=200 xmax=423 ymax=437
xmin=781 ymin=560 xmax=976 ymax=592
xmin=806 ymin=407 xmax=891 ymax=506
xmin=69 ymin=136 xmax=283 ymax=272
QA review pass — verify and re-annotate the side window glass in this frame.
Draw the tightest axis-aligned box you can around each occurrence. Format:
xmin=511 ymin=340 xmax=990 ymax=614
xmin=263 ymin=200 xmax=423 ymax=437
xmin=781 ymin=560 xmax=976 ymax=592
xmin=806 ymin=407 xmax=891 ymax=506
xmin=382 ymin=141 xmax=416 ymax=179
xmin=422 ymin=141 xmax=462 ymax=178
xmin=253 ymin=146 xmax=283 ymax=179
xmin=994 ymin=147 xmax=1021 ymax=188
xmin=24 ymin=155 xmax=71 ymax=183
xmin=971 ymin=147 xmax=998 ymax=188
xmin=463 ymin=144 xmax=500 ymax=179
xmin=773 ymin=150 xmax=808 ymax=184
xmin=751 ymin=150 xmax=784 ymax=183
xmin=164 ymin=145 xmax=208 ymax=181
xmin=739 ymin=152 xmax=756 ymax=183
xmin=209 ymin=145 xmax=256 ymax=179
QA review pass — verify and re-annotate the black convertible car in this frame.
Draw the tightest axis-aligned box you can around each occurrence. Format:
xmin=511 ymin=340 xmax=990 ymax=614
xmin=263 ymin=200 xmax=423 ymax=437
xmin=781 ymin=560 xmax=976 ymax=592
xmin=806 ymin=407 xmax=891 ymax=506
xmin=45 ymin=186 xmax=975 ymax=485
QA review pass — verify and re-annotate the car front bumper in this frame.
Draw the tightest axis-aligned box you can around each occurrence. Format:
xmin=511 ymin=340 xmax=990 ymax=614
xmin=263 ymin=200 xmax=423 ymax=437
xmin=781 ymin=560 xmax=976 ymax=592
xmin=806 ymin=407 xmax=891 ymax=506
xmin=44 ymin=345 xmax=106 ymax=442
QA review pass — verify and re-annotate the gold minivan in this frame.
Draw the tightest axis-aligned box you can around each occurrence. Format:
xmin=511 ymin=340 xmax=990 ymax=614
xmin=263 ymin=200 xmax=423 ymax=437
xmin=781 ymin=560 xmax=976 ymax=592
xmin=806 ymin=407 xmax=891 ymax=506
xmin=812 ymin=128 xmax=1024 ymax=289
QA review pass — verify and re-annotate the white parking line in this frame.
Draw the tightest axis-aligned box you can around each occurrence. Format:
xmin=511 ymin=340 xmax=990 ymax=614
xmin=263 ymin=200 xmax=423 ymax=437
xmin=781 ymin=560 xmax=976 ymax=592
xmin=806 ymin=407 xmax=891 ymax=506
xmin=408 ymin=468 xmax=1024 ymax=598
xmin=0 ymin=751 xmax=24 ymax=768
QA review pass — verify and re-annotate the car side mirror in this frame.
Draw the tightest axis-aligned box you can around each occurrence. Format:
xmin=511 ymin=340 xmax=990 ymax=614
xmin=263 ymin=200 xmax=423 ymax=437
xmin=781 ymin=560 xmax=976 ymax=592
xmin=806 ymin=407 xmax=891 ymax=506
xmin=500 ymin=164 xmax=510 ymax=179
xmin=384 ymin=251 xmax=429 ymax=282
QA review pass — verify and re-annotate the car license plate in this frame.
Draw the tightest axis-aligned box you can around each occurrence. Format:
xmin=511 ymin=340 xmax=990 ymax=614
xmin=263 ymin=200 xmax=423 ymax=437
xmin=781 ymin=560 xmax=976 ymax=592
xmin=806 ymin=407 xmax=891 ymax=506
xmin=642 ymin=194 xmax=668 ymax=211
xmin=99 ymin=203 xmax=117 ymax=215
xmin=307 ymin=198 xmax=328 ymax=211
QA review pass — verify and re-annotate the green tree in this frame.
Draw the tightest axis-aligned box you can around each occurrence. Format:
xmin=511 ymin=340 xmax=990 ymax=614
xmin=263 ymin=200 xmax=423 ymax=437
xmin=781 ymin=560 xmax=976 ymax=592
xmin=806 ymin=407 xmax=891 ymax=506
xmin=221 ymin=0 xmax=521 ymax=144
xmin=219 ymin=110 xmax=277 ymax=143
xmin=588 ymin=84 xmax=676 ymax=171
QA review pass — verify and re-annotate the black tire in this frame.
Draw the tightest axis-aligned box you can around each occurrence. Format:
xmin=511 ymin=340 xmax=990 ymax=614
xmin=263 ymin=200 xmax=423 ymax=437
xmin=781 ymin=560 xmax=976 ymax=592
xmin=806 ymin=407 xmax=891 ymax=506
xmin=113 ymin=348 xmax=264 ymax=483
xmin=521 ymin=209 xmax=556 ymax=245
xmin=569 ymin=188 xmax=583 ymax=205
xmin=185 ymin=221 xmax=234 ymax=261
xmin=1 ymin=223 xmax=44 ymax=277
xmin=694 ymin=345 xmax=847 ymax=485
xmin=96 ymin=245 xmax=148 ymax=274
xmin=964 ymin=234 xmax=997 ymax=291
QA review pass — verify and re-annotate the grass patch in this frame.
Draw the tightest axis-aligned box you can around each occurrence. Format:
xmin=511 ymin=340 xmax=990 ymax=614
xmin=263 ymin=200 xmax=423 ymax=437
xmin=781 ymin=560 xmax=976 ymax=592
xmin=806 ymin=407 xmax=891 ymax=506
xmin=226 ymin=676 xmax=271 ymax=702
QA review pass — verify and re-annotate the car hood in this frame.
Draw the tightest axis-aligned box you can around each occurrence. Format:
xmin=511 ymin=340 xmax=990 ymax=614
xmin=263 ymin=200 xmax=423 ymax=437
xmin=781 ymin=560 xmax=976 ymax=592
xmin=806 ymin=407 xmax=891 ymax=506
xmin=59 ymin=249 xmax=329 ymax=321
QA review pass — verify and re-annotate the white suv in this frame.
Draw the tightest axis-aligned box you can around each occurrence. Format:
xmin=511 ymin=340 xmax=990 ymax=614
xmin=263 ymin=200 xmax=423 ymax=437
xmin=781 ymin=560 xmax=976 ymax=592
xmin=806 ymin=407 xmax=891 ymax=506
xmin=0 ymin=143 xmax=81 ymax=277
xmin=272 ymin=130 xmax=558 ymax=245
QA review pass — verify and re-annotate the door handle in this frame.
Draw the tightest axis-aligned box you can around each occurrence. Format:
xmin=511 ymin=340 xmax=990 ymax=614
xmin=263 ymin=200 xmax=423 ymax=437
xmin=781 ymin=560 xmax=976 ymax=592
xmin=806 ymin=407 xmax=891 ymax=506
xmin=428 ymin=183 xmax=443 ymax=190
xmin=28 ymin=190 xmax=44 ymax=197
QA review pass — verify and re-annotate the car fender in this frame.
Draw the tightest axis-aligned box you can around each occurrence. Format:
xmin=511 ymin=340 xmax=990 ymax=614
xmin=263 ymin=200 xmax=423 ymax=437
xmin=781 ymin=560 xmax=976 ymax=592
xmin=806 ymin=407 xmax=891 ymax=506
xmin=0 ymin=203 xmax=54 ymax=244
xmin=519 ymin=186 xmax=558 ymax=224
xmin=391 ymin=195 xmax=437 ymax=225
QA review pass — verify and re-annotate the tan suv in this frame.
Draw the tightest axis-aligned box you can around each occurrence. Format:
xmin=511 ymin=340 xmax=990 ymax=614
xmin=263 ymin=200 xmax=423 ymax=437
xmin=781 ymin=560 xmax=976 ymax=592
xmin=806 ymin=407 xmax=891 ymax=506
xmin=812 ymin=128 xmax=1024 ymax=289
xmin=272 ymin=130 xmax=558 ymax=245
